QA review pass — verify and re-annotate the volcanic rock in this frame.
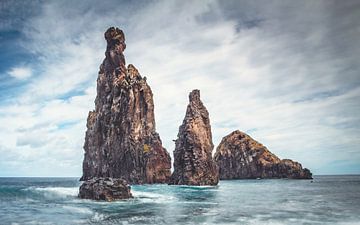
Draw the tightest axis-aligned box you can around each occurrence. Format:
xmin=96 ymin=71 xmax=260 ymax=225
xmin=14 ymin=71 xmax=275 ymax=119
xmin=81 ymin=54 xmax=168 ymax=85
xmin=214 ymin=130 xmax=312 ymax=179
xmin=80 ymin=27 xmax=171 ymax=184
xmin=79 ymin=177 xmax=132 ymax=201
xmin=169 ymin=90 xmax=219 ymax=185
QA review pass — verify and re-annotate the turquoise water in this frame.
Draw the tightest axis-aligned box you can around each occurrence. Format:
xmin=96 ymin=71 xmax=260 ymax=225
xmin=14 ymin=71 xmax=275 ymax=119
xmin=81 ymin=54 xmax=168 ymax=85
xmin=0 ymin=176 xmax=359 ymax=224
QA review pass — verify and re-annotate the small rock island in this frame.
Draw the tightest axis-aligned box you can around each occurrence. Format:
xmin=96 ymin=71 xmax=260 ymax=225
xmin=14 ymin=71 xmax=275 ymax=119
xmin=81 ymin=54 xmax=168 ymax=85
xmin=214 ymin=130 xmax=312 ymax=179
xmin=79 ymin=178 xmax=132 ymax=201
xmin=169 ymin=90 xmax=219 ymax=185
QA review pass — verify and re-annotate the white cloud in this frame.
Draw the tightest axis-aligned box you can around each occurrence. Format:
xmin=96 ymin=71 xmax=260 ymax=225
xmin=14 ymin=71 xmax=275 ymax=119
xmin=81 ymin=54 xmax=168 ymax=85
xmin=7 ymin=66 xmax=32 ymax=80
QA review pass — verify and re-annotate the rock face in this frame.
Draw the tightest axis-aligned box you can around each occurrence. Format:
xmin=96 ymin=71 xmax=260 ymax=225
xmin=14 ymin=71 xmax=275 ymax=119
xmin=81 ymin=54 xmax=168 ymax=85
xmin=81 ymin=27 xmax=171 ymax=184
xmin=79 ymin=178 xmax=132 ymax=201
xmin=169 ymin=90 xmax=219 ymax=185
xmin=214 ymin=130 xmax=312 ymax=179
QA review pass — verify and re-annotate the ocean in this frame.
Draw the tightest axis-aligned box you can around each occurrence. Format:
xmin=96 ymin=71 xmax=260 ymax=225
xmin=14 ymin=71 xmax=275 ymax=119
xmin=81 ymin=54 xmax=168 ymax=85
xmin=0 ymin=176 xmax=359 ymax=225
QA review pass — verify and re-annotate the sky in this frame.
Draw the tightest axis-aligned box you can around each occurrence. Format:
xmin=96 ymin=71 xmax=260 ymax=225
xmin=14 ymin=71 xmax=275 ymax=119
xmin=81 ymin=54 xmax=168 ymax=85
xmin=0 ymin=0 xmax=359 ymax=177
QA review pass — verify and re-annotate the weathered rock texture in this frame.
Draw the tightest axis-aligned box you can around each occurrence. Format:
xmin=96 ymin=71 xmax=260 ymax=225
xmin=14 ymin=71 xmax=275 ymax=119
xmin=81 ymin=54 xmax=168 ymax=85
xmin=81 ymin=27 xmax=171 ymax=184
xmin=169 ymin=90 xmax=219 ymax=185
xmin=79 ymin=178 xmax=132 ymax=201
xmin=214 ymin=130 xmax=312 ymax=179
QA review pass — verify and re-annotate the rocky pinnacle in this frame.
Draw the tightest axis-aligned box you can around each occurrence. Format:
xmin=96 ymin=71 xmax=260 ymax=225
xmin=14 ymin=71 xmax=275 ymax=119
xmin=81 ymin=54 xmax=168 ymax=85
xmin=169 ymin=90 xmax=219 ymax=185
xmin=80 ymin=27 xmax=171 ymax=184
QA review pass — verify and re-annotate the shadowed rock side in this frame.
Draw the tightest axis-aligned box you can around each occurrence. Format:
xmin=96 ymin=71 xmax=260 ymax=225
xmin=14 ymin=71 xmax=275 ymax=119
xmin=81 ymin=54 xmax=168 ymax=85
xmin=79 ymin=178 xmax=132 ymax=201
xmin=214 ymin=130 xmax=312 ymax=179
xmin=169 ymin=90 xmax=219 ymax=186
xmin=80 ymin=27 xmax=171 ymax=184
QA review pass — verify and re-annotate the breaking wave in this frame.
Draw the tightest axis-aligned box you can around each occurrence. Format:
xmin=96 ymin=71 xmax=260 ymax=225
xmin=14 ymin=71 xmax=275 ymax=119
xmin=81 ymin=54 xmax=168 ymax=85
xmin=27 ymin=186 xmax=79 ymax=198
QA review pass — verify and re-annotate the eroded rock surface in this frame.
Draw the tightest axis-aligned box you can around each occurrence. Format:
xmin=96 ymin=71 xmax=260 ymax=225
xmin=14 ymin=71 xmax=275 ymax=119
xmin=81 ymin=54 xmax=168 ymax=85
xmin=79 ymin=178 xmax=132 ymax=201
xmin=169 ymin=90 xmax=219 ymax=185
xmin=214 ymin=130 xmax=312 ymax=179
xmin=81 ymin=27 xmax=171 ymax=184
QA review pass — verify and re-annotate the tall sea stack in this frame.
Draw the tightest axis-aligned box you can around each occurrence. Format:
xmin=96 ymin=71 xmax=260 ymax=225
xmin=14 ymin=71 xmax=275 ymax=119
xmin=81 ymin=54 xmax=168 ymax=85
xmin=169 ymin=90 xmax=219 ymax=186
xmin=80 ymin=27 xmax=171 ymax=184
xmin=214 ymin=130 xmax=312 ymax=179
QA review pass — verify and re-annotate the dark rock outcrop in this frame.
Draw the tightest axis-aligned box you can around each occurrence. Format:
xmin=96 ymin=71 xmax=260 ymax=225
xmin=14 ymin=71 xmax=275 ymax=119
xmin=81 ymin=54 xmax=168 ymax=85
xmin=169 ymin=90 xmax=219 ymax=186
xmin=214 ymin=130 xmax=312 ymax=179
xmin=80 ymin=27 xmax=171 ymax=184
xmin=79 ymin=178 xmax=132 ymax=201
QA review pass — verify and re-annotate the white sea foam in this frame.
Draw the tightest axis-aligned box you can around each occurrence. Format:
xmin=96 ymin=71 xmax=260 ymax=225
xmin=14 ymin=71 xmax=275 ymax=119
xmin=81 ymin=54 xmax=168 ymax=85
xmin=178 ymin=185 xmax=219 ymax=189
xmin=62 ymin=205 xmax=93 ymax=214
xmin=25 ymin=197 xmax=38 ymax=203
xmin=132 ymin=191 xmax=177 ymax=203
xmin=178 ymin=201 xmax=218 ymax=205
xmin=92 ymin=212 xmax=106 ymax=222
xmin=29 ymin=187 xmax=79 ymax=198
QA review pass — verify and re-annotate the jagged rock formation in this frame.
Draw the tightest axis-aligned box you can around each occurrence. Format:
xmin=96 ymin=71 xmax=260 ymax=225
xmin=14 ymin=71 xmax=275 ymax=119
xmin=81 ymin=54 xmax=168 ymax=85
xmin=169 ymin=90 xmax=219 ymax=186
xmin=80 ymin=27 xmax=171 ymax=184
xmin=214 ymin=130 xmax=312 ymax=179
xmin=79 ymin=178 xmax=132 ymax=201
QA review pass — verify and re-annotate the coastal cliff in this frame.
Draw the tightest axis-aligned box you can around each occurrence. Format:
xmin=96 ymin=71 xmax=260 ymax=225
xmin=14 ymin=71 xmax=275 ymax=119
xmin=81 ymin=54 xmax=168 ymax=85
xmin=214 ymin=130 xmax=312 ymax=179
xmin=80 ymin=27 xmax=171 ymax=184
xmin=169 ymin=90 xmax=219 ymax=185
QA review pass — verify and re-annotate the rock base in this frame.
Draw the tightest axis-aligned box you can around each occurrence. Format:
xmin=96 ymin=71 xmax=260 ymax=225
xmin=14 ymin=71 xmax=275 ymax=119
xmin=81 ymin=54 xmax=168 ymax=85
xmin=79 ymin=178 xmax=133 ymax=201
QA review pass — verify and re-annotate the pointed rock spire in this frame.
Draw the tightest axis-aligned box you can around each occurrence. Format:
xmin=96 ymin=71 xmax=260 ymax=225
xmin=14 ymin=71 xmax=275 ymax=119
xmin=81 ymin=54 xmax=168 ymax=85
xmin=169 ymin=90 xmax=219 ymax=185
xmin=80 ymin=27 xmax=171 ymax=184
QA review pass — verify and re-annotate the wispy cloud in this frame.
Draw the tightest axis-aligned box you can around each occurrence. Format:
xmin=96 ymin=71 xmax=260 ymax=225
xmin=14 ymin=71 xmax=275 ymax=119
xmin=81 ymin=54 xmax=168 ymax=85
xmin=7 ymin=66 xmax=32 ymax=80
xmin=0 ymin=0 xmax=359 ymax=176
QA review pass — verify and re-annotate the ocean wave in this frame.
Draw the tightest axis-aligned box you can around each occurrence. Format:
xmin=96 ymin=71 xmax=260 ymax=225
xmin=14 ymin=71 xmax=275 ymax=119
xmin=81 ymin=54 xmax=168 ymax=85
xmin=177 ymin=201 xmax=218 ymax=205
xmin=27 ymin=187 xmax=79 ymax=198
xmin=177 ymin=185 xmax=219 ymax=190
xmin=132 ymin=191 xmax=177 ymax=203
xmin=62 ymin=205 xmax=93 ymax=214
xmin=0 ymin=186 xmax=27 ymax=198
xmin=92 ymin=212 xmax=106 ymax=222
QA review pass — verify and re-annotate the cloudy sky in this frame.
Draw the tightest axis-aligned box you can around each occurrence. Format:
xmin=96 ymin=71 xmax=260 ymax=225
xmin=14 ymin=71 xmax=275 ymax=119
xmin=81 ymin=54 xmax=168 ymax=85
xmin=0 ymin=0 xmax=359 ymax=176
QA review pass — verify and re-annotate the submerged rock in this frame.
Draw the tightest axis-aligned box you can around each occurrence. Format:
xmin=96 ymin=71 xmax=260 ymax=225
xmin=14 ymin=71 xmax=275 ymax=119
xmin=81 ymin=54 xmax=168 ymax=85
xmin=79 ymin=177 xmax=132 ymax=201
xmin=214 ymin=130 xmax=312 ymax=179
xmin=169 ymin=90 xmax=219 ymax=186
xmin=80 ymin=27 xmax=171 ymax=184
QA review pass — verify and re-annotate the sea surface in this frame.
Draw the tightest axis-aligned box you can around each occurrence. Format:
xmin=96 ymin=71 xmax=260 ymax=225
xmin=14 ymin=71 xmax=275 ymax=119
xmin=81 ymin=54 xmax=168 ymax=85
xmin=0 ymin=176 xmax=359 ymax=225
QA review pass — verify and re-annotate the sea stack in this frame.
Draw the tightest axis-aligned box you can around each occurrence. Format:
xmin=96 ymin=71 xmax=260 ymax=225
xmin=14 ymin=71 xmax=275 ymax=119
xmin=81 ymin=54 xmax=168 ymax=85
xmin=79 ymin=178 xmax=132 ymax=201
xmin=80 ymin=27 xmax=171 ymax=184
xmin=169 ymin=90 xmax=219 ymax=186
xmin=214 ymin=130 xmax=312 ymax=179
